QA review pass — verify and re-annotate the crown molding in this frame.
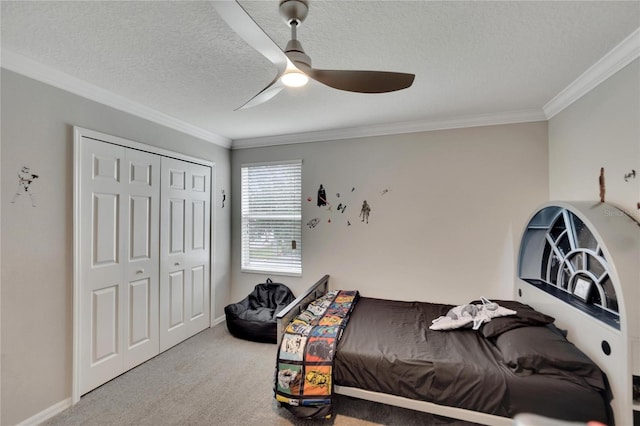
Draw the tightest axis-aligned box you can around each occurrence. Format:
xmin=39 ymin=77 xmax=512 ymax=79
xmin=544 ymin=27 xmax=640 ymax=119
xmin=231 ymin=109 xmax=547 ymax=149
xmin=0 ymin=49 xmax=232 ymax=149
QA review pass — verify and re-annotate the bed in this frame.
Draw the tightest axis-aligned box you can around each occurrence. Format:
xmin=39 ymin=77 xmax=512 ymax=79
xmin=275 ymin=202 xmax=640 ymax=425
xmin=276 ymin=275 xmax=610 ymax=424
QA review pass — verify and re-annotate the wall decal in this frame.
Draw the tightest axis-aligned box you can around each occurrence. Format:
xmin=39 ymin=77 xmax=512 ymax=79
xmin=380 ymin=188 xmax=391 ymax=196
xmin=11 ymin=166 xmax=39 ymax=207
xmin=307 ymin=218 xmax=320 ymax=229
xmin=307 ymin=197 xmax=312 ymax=202
xmin=347 ymin=221 xmax=351 ymax=226
xmin=599 ymin=167 xmax=606 ymax=203
xmin=359 ymin=200 xmax=371 ymax=224
xmin=336 ymin=193 xmax=340 ymax=198
xmin=317 ymin=184 xmax=327 ymax=207
xmin=624 ymin=170 xmax=636 ymax=182
xmin=221 ymin=190 xmax=226 ymax=208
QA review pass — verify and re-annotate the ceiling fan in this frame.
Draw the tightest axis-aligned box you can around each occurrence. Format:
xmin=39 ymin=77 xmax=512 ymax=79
xmin=213 ymin=0 xmax=416 ymax=109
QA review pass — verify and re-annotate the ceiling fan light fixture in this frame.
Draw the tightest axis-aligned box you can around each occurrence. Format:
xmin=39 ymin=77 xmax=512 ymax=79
xmin=281 ymin=71 xmax=309 ymax=87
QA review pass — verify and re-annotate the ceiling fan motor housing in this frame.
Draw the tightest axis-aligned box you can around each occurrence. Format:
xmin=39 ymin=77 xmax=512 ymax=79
xmin=285 ymin=39 xmax=311 ymax=67
xmin=279 ymin=0 xmax=309 ymax=26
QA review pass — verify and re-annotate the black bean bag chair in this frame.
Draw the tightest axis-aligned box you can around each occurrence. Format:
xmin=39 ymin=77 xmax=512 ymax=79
xmin=224 ymin=279 xmax=295 ymax=343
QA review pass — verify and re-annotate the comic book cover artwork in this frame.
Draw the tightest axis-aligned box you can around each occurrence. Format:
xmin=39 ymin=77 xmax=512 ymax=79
xmin=305 ymin=337 xmax=335 ymax=362
xmin=285 ymin=319 xmax=314 ymax=336
xmin=306 ymin=293 xmax=334 ymax=315
xmin=296 ymin=310 xmax=319 ymax=325
xmin=310 ymin=326 xmax=339 ymax=338
xmin=304 ymin=366 xmax=332 ymax=396
xmin=326 ymin=305 xmax=350 ymax=317
xmin=280 ymin=335 xmax=307 ymax=361
xmin=334 ymin=292 xmax=357 ymax=304
xmin=307 ymin=303 xmax=329 ymax=317
xmin=276 ymin=363 xmax=302 ymax=396
xmin=318 ymin=315 xmax=343 ymax=326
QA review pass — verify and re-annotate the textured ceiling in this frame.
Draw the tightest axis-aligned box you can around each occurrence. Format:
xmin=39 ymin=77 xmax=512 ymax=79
xmin=2 ymin=1 xmax=639 ymax=146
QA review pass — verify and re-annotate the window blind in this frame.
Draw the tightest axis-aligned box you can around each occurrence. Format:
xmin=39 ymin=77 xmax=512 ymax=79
xmin=241 ymin=160 xmax=302 ymax=275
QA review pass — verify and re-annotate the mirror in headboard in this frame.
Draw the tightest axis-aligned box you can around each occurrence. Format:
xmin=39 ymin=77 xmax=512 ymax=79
xmin=517 ymin=201 xmax=640 ymax=426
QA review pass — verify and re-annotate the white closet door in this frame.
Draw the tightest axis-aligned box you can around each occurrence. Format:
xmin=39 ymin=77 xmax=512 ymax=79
xmin=160 ymin=157 xmax=211 ymax=352
xmin=79 ymin=139 xmax=160 ymax=395
xmin=122 ymin=148 xmax=160 ymax=371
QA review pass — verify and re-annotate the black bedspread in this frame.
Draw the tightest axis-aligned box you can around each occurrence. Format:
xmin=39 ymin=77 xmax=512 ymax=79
xmin=333 ymin=297 xmax=609 ymax=422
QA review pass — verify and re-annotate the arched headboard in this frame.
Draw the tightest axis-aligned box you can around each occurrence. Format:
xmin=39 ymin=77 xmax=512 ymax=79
xmin=516 ymin=201 xmax=640 ymax=425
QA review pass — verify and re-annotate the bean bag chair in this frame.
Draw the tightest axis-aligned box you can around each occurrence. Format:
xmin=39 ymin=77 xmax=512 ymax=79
xmin=225 ymin=279 xmax=295 ymax=343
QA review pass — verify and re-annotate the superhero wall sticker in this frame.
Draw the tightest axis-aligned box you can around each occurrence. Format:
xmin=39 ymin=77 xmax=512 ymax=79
xmin=306 ymin=184 xmax=391 ymax=229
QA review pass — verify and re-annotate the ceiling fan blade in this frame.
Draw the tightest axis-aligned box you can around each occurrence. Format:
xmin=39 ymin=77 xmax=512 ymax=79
xmin=212 ymin=0 xmax=288 ymax=73
xmin=236 ymin=75 xmax=285 ymax=110
xmin=296 ymin=63 xmax=415 ymax=93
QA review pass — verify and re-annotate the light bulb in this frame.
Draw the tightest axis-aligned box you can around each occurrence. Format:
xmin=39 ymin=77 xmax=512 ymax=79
xmin=281 ymin=71 xmax=309 ymax=88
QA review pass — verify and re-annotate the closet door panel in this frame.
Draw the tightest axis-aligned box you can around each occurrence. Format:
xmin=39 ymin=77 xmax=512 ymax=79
xmin=128 ymin=278 xmax=151 ymax=347
xmin=92 ymin=193 xmax=120 ymax=265
xmin=160 ymin=158 xmax=190 ymax=351
xmin=191 ymin=265 xmax=205 ymax=319
xmin=169 ymin=199 xmax=186 ymax=254
xmin=186 ymin=163 xmax=211 ymax=335
xmin=169 ymin=270 xmax=185 ymax=329
xmin=80 ymin=140 xmax=161 ymax=394
xmin=129 ymin=196 xmax=151 ymax=260
xmin=80 ymin=139 xmax=126 ymax=395
xmin=160 ymin=158 xmax=211 ymax=351
xmin=122 ymin=148 xmax=160 ymax=370
xmin=91 ymin=285 xmax=119 ymax=363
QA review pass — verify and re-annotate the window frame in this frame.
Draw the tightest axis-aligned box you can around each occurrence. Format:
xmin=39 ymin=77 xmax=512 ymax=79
xmin=240 ymin=160 xmax=302 ymax=276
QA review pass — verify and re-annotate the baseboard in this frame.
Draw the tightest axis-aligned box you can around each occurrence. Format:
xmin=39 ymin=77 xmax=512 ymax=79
xmin=16 ymin=397 xmax=72 ymax=426
xmin=212 ymin=315 xmax=226 ymax=326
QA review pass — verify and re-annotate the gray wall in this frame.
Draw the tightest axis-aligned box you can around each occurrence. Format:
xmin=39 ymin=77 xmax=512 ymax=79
xmin=230 ymin=122 xmax=549 ymax=305
xmin=548 ymin=59 xmax=640 ymax=378
xmin=549 ymin=59 xmax=640 ymax=216
xmin=0 ymin=70 xmax=231 ymax=425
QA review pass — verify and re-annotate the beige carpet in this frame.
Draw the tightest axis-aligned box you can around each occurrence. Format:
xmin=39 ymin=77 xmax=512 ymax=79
xmin=44 ymin=324 xmax=477 ymax=426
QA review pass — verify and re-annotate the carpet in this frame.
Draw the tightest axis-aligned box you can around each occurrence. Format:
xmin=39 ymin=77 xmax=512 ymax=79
xmin=44 ymin=324 xmax=477 ymax=426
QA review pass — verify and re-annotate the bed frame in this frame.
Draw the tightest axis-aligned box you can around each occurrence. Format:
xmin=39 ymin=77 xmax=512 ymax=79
xmin=276 ymin=202 xmax=638 ymax=426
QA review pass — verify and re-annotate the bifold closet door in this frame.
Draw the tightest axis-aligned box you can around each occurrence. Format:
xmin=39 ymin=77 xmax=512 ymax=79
xmin=79 ymin=139 xmax=160 ymax=395
xmin=160 ymin=157 xmax=211 ymax=352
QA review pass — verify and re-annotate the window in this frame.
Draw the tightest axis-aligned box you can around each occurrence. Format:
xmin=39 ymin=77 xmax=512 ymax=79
xmin=241 ymin=160 xmax=302 ymax=276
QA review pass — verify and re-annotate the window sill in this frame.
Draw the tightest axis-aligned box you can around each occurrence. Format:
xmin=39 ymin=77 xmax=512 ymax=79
xmin=241 ymin=267 xmax=302 ymax=278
